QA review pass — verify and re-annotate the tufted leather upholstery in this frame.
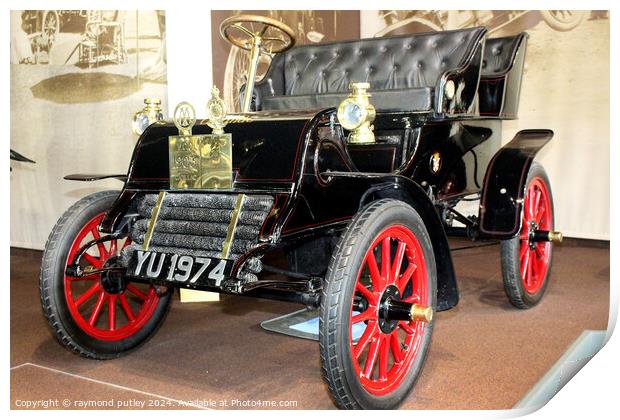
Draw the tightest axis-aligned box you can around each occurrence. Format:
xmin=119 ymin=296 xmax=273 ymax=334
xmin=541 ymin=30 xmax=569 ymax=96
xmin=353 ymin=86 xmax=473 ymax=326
xmin=481 ymin=33 xmax=527 ymax=77
xmin=479 ymin=33 xmax=528 ymax=118
xmin=245 ymin=27 xmax=487 ymax=113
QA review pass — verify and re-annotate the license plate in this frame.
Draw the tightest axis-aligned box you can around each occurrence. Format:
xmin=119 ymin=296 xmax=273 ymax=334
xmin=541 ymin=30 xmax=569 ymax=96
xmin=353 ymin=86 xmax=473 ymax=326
xmin=129 ymin=250 xmax=232 ymax=288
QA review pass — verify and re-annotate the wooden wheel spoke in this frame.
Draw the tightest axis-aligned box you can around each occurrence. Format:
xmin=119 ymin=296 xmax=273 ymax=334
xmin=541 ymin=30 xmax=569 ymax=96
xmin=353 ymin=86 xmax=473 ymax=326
xmin=530 ymin=253 xmax=538 ymax=280
xmin=363 ymin=335 xmax=381 ymax=378
xmin=83 ymin=252 xmax=102 ymax=268
xmin=533 ymin=189 xmax=542 ymax=217
xmin=379 ymin=335 xmax=389 ymax=380
xmin=381 ymin=237 xmax=391 ymax=284
xmin=351 ymin=309 xmax=374 ymax=325
xmin=536 ymin=207 xmax=546 ymax=225
xmin=119 ymin=294 xmax=135 ymax=322
xmin=398 ymin=321 xmax=415 ymax=335
xmin=403 ymin=294 xmax=419 ymax=304
xmin=356 ymin=282 xmax=377 ymax=306
xmin=126 ymin=284 xmax=147 ymax=300
xmin=75 ymin=282 xmax=101 ymax=307
xmin=390 ymin=331 xmax=404 ymax=363
xmin=91 ymin=228 xmax=107 ymax=258
xmin=397 ymin=261 xmax=417 ymax=292
xmin=108 ymin=295 xmax=117 ymax=331
xmin=88 ymin=291 xmax=106 ymax=326
xmin=390 ymin=242 xmax=407 ymax=286
xmin=526 ymin=251 xmax=534 ymax=286
xmin=366 ymin=252 xmax=383 ymax=291
xmin=68 ymin=274 xmax=99 ymax=282
xmin=534 ymin=244 xmax=545 ymax=259
xmin=520 ymin=248 xmax=530 ymax=279
xmin=528 ymin=190 xmax=536 ymax=221
xmin=353 ymin=322 xmax=376 ymax=359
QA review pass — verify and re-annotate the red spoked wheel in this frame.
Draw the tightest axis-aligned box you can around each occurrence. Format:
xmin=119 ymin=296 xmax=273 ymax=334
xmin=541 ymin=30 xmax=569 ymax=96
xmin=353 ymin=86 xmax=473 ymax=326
xmin=519 ymin=177 xmax=553 ymax=294
xmin=40 ymin=191 xmax=172 ymax=359
xmin=320 ymin=199 xmax=436 ymax=409
xmin=350 ymin=225 xmax=428 ymax=395
xmin=501 ymin=163 xmax=555 ymax=308
xmin=64 ymin=213 xmax=160 ymax=341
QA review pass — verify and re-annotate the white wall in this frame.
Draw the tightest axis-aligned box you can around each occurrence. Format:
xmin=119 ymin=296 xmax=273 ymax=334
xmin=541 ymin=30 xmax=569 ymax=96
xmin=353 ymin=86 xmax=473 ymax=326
xmin=166 ymin=10 xmax=213 ymax=117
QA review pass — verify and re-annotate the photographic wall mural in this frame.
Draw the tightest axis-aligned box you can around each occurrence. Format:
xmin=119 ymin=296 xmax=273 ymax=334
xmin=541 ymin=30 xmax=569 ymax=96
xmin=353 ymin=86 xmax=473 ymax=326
xmin=10 ymin=10 xmax=168 ymax=249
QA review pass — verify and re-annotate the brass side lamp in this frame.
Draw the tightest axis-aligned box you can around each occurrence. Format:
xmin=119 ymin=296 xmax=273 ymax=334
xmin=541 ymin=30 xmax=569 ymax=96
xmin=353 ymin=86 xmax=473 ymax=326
xmin=337 ymin=82 xmax=376 ymax=144
xmin=132 ymin=98 xmax=164 ymax=136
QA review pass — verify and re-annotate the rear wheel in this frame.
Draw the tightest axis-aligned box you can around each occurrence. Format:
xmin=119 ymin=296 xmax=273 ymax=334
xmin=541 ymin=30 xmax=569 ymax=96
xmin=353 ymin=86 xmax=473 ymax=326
xmin=320 ymin=199 xmax=436 ymax=409
xmin=40 ymin=191 xmax=172 ymax=359
xmin=501 ymin=163 xmax=554 ymax=308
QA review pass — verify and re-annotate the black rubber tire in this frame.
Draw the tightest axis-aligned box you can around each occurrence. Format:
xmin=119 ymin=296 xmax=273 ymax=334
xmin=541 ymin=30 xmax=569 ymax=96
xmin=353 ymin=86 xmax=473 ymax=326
xmin=320 ymin=199 xmax=437 ymax=409
xmin=500 ymin=163 xmax=554 ymax=309
xmin=39 ymin=191 xmax=172 ymax=360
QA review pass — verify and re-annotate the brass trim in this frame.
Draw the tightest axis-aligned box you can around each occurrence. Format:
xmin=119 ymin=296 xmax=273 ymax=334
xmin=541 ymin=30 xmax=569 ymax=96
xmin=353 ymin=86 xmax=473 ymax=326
xmin=549 ymin=231 xmax=563 ymax=243
xmin=410 ymin=304 xmax=433 ymax=323
xmin=221 ymin=194 xmax=246 ymax=259
xmin=173 ymin=102 xmax=196 ymax=136
xmin=337 ymin=82 xmax=376 ymax=144
xmin=143 ymin=191 xmax=166 ymax=251
xmin=206 ymin=86 xmax=228 ymax=135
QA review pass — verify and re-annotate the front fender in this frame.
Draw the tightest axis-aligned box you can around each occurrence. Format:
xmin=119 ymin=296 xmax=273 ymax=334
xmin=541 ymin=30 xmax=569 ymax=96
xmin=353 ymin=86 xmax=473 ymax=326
xmin=343 ymin=174 xmax=459 ymax=311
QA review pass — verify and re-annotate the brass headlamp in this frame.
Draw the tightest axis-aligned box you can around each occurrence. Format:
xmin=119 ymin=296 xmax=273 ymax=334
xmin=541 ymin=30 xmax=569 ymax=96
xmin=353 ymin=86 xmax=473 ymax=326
xmin=132 ymin=98 xmax=164 ymax=136
xmin=337 ymin=82 xmax=376 ymax=144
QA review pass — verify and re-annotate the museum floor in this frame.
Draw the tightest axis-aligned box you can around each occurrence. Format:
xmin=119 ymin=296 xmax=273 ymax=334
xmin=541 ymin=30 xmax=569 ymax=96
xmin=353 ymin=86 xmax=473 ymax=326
xmin=10 ymin=239 xmax=609 ymax=410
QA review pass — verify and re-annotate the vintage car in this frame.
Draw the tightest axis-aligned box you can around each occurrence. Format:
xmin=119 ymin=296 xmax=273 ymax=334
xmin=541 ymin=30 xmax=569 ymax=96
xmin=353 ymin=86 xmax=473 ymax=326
xmin=40 ymin=15 xmax=562 ymax=409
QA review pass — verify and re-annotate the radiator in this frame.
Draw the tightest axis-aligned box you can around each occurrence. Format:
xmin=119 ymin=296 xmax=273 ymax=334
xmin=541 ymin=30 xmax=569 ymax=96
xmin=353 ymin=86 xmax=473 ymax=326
xmin=122 ymin=193 xmax=273 ymax=265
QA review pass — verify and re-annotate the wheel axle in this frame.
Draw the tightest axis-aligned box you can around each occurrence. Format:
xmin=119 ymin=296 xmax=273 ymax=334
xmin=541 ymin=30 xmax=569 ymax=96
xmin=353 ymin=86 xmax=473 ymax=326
xmin=531 ymin=230 xmax=563 ymax=243
xmin=384 ymin=298 xmax=433 ymax=323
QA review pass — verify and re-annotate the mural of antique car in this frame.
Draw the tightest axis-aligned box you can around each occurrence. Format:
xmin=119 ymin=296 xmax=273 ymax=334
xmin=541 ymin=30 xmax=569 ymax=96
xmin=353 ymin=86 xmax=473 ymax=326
xmin=376 ymin=10 xmax=587 ymax=36
xmin=40 ymin=16 xmax=562 ymax=409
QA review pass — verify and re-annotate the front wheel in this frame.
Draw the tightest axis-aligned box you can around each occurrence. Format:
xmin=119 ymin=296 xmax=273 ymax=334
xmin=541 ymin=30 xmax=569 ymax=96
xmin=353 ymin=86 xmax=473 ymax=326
xmin=40 ymin=191 xmax=172 ymax=359
xmin=501 ymin=163 xmax=555 ymax=308
xmin=320 ymin=199 xmax=436 ymax=409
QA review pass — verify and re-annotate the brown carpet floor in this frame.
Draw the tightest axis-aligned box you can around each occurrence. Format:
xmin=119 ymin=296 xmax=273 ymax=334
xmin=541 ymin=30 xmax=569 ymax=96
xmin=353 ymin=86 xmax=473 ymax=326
xmin=10 ymin=240 xmax=609 ymax=409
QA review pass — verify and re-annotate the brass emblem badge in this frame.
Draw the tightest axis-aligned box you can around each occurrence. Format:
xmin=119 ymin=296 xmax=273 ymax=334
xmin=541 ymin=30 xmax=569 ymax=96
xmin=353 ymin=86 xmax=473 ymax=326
xmin=169 ymin=90 xmax=233 ymax=191
xmin=173 ymin=102 xmax=196 ymax=135
xmin=206 ymin=86 xmax=227 ymax=135
xmin=430 ymin=152 xmax=442 ymax=174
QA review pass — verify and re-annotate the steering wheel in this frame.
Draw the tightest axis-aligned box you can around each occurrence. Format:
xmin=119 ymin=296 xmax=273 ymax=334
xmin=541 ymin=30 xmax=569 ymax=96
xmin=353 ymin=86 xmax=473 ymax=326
xmin=220 ymin=14 xmax=295 ymax=54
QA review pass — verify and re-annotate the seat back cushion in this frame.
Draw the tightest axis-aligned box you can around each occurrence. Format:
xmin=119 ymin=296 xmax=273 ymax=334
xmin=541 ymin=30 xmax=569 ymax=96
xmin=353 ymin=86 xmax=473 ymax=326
xmin=280 ymin=27 xmax=485 ymax=96
xmin=481 ymin=33 xmax=527 ymax=77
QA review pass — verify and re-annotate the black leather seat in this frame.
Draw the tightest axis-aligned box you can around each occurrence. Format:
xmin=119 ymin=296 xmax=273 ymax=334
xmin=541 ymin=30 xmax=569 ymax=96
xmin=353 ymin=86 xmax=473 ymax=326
xmin=479 ymin=33 xmax=528 ymax=118
xmin=245 ymin=27 xmax=487 ymax=113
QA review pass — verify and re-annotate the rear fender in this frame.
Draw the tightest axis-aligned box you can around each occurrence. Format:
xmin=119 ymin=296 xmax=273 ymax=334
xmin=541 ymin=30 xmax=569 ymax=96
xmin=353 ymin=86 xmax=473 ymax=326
xmin=479 ymin=129 xmax=553 ymax=239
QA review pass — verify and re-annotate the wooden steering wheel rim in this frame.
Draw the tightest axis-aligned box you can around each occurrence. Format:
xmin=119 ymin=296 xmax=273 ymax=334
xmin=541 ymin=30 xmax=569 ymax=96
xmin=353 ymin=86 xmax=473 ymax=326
xmin=219 ymin=14 xmax=296 ymax=53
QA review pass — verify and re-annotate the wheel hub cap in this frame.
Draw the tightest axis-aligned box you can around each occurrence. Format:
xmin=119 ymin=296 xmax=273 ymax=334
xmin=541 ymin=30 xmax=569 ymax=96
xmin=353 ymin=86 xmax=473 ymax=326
xmin=378 ymin=285 xmax=401 ymax=333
